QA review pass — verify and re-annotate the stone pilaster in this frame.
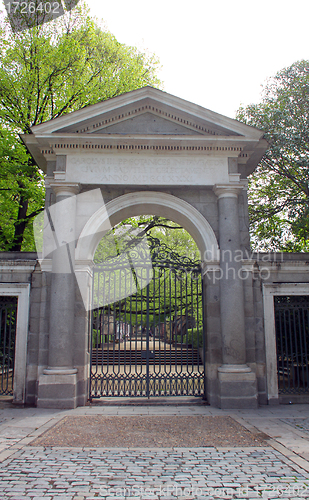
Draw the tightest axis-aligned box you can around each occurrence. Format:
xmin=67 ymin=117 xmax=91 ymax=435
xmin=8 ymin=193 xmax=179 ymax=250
xmin=37 ymin=182 xmax=80 ymax=409
xmin=213 ymin=184 xmax=257 ymax=409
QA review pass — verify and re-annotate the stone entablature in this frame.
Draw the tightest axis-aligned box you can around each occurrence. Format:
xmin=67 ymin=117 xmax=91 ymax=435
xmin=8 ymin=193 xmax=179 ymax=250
xmin=22 ymin=87 xmax=267 ymax=181
xmin=64 ymin=154 xmax=232 ymax=186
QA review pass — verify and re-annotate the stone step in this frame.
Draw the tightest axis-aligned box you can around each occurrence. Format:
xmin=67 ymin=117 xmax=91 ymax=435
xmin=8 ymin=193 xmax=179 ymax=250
xmin=91 ymin=348 xmax=201 ymax=365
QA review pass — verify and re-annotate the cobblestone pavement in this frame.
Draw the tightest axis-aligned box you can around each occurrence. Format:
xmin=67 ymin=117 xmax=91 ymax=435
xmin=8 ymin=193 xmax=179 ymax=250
xmin=1 ymin=446 xmax=309 ymax=499
xmin=1 ymin=403 xmax=309 ymax=499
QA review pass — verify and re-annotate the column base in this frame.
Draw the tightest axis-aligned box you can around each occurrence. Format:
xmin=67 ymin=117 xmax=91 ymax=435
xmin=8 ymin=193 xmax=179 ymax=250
xmin=37 ymin=368 xmax=78 ymax=409
xmin=217 ymin=364 xmax=258 ymax=409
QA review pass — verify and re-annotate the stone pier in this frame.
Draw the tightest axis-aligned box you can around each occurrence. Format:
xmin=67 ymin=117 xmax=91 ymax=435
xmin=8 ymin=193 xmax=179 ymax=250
xmin=37 ymin=183 xmax=80 ymax=409
xmin=214 ymin=185 xmax=257 ymax=408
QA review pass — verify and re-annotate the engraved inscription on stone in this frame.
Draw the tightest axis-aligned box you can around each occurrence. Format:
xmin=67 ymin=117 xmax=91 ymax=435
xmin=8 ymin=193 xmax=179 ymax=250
xmin=66 ymin=154 xmax=229 ymax=185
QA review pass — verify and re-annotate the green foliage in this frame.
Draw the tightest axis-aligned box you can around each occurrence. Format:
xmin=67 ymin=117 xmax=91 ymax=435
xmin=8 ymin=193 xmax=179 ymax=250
xmin=237 ymin=60 xmax=309 ymax=251
xmin=149 ymin=221 xmax=200 ymax=261
xmin=94 ymin=263 xmax=202 ymax=330
xmin=177 ymin=328 xmax=203 ymax=349
xmin=0 ymin=127 xmax=44 ymax=250
xmin=92 ymin=328 xmax=113 ymax=347
xmin=0 ymin=2 xmax=161 ymax=132
xmin=93 ymin=220 xmax=203 ymax=336
xmin=0 ymin=2 xmax=161 ymax=250
xmin=94 ymin=216 xmax=200 ymax=264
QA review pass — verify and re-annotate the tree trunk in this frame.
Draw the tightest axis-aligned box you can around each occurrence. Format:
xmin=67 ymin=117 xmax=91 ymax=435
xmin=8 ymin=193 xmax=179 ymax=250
xmin=11 ymin=196 xmax=29 ymax=251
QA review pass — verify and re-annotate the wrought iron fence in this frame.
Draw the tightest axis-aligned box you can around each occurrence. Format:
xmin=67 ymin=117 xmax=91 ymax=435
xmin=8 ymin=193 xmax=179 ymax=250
xmin=0 ymin=297 xmax=17 ymax=396
xmin=90 ymin=239 xmax=205 ymax=398
xmin=275 ymin=295 xmax=309 ymax=394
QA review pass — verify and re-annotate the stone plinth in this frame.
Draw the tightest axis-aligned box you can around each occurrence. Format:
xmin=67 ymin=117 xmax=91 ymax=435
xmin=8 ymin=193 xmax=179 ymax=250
xmin=217 ymin=364 xmax=257 ymax=409
xmin=37 ymin=369 xmax=78 ymax=409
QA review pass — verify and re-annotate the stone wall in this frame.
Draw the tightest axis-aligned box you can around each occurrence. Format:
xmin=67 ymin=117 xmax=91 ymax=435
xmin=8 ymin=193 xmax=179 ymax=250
xmin=254 ymin=253 xmax=309 ymax=405
xmin=1 ymin=248 xmax=309 ymax=408
xmin=0 ymin=253 xmax=37 ymax=404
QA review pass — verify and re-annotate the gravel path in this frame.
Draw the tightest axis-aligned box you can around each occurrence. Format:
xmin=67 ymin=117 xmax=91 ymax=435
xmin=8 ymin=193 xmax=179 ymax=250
xmin=30 ymin=415 xmax=267 ymax=448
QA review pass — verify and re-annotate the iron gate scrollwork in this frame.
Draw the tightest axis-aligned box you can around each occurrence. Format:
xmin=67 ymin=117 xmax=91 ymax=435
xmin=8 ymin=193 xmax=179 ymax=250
xmin=0 ymin=297 xmax=17 ymax=396
xmin=275 ymin=295 xmax=309 ymax=395
xmin=90 ymin=238 xmax=205 ymax=398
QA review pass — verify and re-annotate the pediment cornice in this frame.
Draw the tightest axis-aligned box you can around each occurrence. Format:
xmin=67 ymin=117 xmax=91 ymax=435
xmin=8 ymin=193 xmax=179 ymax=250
xmin=34 ymin=134 xmax=255 ymax=163
xmin=22 ymin=87 xmax=268 ymax=177
xmin=29 ymin=87 xmax=263 ymax=139
xmin=55 ymin=102 xmax=239 ymax=137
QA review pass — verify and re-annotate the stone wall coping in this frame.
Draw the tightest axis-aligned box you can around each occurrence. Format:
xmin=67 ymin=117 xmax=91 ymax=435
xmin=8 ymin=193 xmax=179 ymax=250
xmin=0 ymin=252 xmax=37 ymax=260
xmin=256 ymin=261 xmax=309 ymax=271
xmin=252 ymin=252 xmax=309 ymax=262
xmin=0 ymin=261 xmax=37 ymax=272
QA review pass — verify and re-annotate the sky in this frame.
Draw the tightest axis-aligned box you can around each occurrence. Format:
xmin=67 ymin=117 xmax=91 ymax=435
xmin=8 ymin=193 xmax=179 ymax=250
xmin=86 ymin=0 xmax=309 ymax=118
xmin=0 ymin=0 xmax=308 ymax=119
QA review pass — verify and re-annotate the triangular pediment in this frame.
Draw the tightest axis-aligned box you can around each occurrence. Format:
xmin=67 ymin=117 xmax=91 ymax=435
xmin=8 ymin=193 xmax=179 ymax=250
xmin=29 ymin=87 xmax=263 ymax=140
xmin=56 ymin=110 xmax=208 ymax=136
xmin=91 ymin=112 xmax=205 ymax=136
xmin=23 ymin=87 xmax=268 ymax=177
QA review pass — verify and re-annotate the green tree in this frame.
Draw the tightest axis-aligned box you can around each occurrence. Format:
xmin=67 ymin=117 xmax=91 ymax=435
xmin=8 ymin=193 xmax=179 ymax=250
xmin=0 ymin=126 xmax=44 ymax=250
xmin=93 ymin=217 xmax=202 ymax=339
xmin=0 ymin=2 xmax=160 ymax=250
xmin=237 ymin=60 xmax=309 ymax=251
xmin=94 ymin=216 xmax=200 ymax=264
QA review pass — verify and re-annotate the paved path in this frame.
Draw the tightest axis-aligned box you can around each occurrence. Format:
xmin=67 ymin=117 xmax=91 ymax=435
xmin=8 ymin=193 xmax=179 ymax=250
xmin=1 ymin=401 xmax=309 ymax=499
xmin=2 ymin=447 xmax=309 ymax=499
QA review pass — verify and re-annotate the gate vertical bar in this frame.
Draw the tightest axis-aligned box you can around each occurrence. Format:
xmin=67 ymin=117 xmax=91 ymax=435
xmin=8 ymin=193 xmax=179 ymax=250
xmin=201 ymin=268 xmax=207 ymax=400
xmin=275 ymin=296 xmax=309 ymax=395
xmin=0 ymin=298 xmax=17 ymax=396
xmin=90 ymin=238 xmax=205 ymax=400
xmin=146 ymin=268 xmax=150 ymax=398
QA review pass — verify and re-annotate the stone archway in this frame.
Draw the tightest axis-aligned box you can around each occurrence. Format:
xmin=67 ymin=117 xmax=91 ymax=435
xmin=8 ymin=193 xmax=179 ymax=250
xmin=75 ymin=191 xmax=219 ymax=263
xmin=22 ymin=87 xmax=268 ymax=409
xmin=76 ymin=191 xmax=219 ymax=400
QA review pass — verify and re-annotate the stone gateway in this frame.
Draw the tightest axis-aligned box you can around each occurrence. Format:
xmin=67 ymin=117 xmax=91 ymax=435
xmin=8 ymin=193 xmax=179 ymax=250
xmin=2 ymin=87 xmax=308 ymax=408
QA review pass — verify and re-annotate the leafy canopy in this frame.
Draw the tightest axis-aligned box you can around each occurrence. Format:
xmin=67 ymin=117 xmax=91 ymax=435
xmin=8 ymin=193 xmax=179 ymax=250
xmin=94 ymin=216 xmax=200 ymax=264
xmin=0 ymin=2 xmax=161 ymax=251
xmin=0 ymin=2 xmax=160 ymax=132
xmin=237 ymin=60 xmax=309 ymax=251
xmin=93 ymin=217 xmax=202 ymax=331
xmin=0 ymin=126 xmax=44 ymax=250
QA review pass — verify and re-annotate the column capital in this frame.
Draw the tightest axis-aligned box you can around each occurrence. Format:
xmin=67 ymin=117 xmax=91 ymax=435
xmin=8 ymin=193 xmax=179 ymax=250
xmin=213 ymin=183 xmax=247 ymax=199
xmin=48 ymin=181 xmax=80 ymax=197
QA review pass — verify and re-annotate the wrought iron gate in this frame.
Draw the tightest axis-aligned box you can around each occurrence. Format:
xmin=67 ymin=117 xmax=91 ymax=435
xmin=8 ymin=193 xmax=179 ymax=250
xmin=0 ymin=297 xmax=17 ymax=396
xmin=275 ymin=295 xmax=309 ymax=395
xmin=90 ymin=240 xmax=205 ymax=398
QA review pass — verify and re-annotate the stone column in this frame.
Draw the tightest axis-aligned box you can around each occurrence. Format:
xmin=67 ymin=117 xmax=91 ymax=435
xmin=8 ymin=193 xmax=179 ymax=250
xmin=37 ymin=182 xmax=80 ymax=409
xmin=213 ymin=184 xmax=257 ymax=409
